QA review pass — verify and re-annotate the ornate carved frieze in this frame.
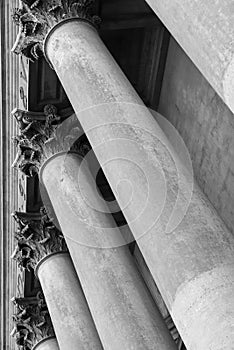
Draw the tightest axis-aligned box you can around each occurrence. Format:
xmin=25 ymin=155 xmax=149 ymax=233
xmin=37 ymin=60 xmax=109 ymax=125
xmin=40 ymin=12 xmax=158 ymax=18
xmin=11 ymin=208 xmax=67 ymax=271
xmin=11 ymin=291 xmax=55 ymax=349
xmin=12 ymin=0 xmax=100 ymax=61
xmin=12 ymin=108 xmax=91 ymax=177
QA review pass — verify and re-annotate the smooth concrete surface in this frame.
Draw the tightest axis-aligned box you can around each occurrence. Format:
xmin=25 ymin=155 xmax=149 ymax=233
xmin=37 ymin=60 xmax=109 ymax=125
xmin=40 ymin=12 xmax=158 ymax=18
xmin=37 ymin=252 xmax=103 ymax=350
xmin=144 ymin=0 xmax=234 ymax=114
xmin=158 ymin=37 xmax=234 ymax=236
xmin=40 ymin=152 xmax=177 ymax=350
xmin=33 ymin=337 xmax=59 ymax=350
xmin=44 ymin=19 xmax=234 ymax=349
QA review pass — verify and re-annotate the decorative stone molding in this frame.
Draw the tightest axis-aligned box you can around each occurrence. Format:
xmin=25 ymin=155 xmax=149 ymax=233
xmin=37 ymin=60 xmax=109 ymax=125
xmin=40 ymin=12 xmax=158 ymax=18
xmin=11 ymin=208 xmax=67 ymax=271
xmin=11 ymin=291 xmax=55 ymax=350
xmin=12 ymin=0 xmax=100 ymax=61
xmin=12 ymin=108 xmax=91 ymax=177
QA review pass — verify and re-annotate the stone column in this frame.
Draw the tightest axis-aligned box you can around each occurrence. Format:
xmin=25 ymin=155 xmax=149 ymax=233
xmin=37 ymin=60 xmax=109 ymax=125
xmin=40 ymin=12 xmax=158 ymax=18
xmin=42 ymin=15 xmax=234 ymax=350
xmin=11 ymin=99 xmax=176 ymax=346
xmin=12 ymin=210 xmax=103 ymax=350
xmin=11 ymin=294 xmax=59 ymax=350
xmin=12 ymin=2 xmax=234 ymax=349
xmin=143 ymin=0 xmax=234 ymax=114
xmin=40 ymin=150 xmax=176 ymax=350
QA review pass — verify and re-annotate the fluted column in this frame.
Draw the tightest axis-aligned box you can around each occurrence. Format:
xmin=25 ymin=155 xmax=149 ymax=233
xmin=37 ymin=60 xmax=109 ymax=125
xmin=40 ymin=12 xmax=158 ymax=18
xmin=12 ymin=210 xmax=103 ymax=350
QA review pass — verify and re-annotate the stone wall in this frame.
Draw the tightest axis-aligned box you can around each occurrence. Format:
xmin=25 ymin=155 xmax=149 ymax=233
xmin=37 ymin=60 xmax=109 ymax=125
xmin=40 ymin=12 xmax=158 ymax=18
xmin=158 ymin=37 xmax=234 ymax=235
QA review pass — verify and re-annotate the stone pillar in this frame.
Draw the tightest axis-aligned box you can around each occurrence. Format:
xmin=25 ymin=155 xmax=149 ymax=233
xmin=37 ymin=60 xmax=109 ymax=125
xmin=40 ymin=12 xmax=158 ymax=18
xmin=35 ymin=252 xmax=103 ymax=350
xmin=12 ymin=210 xmax=103 ymax=350
xmin=33 ymin=337 xmax=59 ymax=350
xmin=41 ymin=16 xmax=234 ymax=350
xmin=12 ymin=2 xmax=234 ymax=348
xmin=11 ymin=294 xmax=59 ymax=350
xmin=11 ymin=106 xmax=176 ymax=348
xmin=40 ymin=151 xmax=176 ymax=350
xmin=143 ymin=0 xmax=234 ymax=114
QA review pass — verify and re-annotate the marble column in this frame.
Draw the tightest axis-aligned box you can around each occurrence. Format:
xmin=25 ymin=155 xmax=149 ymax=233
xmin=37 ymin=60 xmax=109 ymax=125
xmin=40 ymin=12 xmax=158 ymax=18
xmin=32 ymin=337 xmax=59 ymax=350
xmin=144 ymin=0 xmax=234 ymax=114
xmin=43 ymin=18 xmax=234 ymax=350
xmin=12 ymin=211 xmax=103 ymax=350
xmin=40 ymin=151 xmax=176 ymax=350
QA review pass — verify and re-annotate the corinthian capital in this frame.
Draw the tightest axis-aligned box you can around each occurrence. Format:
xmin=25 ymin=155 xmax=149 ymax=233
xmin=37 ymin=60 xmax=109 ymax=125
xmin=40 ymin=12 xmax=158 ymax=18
xmin=11 ymin=208 xmax=67 ymax=271
xmin=12 ymin=108 xmax=91 ymax=177
xmin=12 ymin=0 xmax=100 ymax=61
xmin=11 ymin=292 xmax=55 ymax=349
xmin=11 ymin=104 xmax=61 ymax=177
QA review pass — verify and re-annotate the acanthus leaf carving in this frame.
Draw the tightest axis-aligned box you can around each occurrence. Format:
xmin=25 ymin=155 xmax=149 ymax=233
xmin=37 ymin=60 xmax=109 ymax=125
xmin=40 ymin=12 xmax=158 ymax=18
xmin=12 ymin=0 xmax=101 ymax=61
xmin=12 ymin=107 xmax=92 ymax=177
xmin=11 ymin=208 xmax=67 ymax=271
xmin=11 ymin=104 xmax=61 ymax=177
xmin=11 ymin=291 xmax=55 ymax=350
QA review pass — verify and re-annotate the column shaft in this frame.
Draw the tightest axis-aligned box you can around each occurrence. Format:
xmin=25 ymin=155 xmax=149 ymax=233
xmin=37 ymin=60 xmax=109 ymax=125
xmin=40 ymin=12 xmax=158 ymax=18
xmin=40 ymin=152 xmax=176 ymax=350
xmin=44 ymin=19 xmax=234 ymax=349
xmin=36 ymin=252 xmax=103 ymax=350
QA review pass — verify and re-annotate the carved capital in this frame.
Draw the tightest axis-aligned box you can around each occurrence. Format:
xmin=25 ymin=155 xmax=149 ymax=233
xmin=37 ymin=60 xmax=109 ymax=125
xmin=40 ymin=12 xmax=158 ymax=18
xmin=43 ymin=120 xmax=91 ymax=161
xmin=11 ymin=208 xmax=67 ymax=271
xmin=12 ymin=108 xmax=91 ymax=177
xmin=11 ymin=292 xmax=55 ymax=350
xmin=12 ymin=0 xmax=100 ymax=61
xmin=11 ymin=104 xmax=61 ymax=177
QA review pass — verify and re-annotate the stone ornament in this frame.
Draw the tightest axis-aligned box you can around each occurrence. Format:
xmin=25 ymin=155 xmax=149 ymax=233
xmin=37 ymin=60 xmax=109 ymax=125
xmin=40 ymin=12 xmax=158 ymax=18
xmin=11 ymin=291 xmax=55 ymax=350
xmin=11 ymin=104 xmax=61 ymax=176
xmin=12 ymin=106 xmax=92 ymax=176
xmin=11 ymin=208 xmax=67 ymax=271
xmin=12 ymin=0 xmax=100 ymax=61
xmin=12 ymin=104 xmax=91 ymax=176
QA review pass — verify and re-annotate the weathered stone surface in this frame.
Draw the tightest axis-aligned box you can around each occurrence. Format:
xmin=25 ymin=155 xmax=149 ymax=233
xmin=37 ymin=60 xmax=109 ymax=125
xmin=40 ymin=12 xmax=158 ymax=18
xmin=144 ymin=0 xmax=234 ymax=114
xmin=11 ymin=292 xmax=55 ymax=350
xmin=12 ymin=0 xmax=100 ymax=61
xmin=134 ymin=246 xmax=186 ymax=349
xmin=11 ymin=208 xmax=67 ymax=270
xmin=11 ymin=109 xmax=89 ymax=177
xmin=36 ymin=252 xmax=103 ymax=350
xmin=158 ymin=37 xmax=234 ymax=237
xmin=12 ymin=208 xmax=102 ymax=349
xmin=11 ymin=105 xmax=60 ymax=176
xmin=43 ymin=18 xmax=234 ymax=349
xmin=41 ymin=152 xmax=177 ymax=350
